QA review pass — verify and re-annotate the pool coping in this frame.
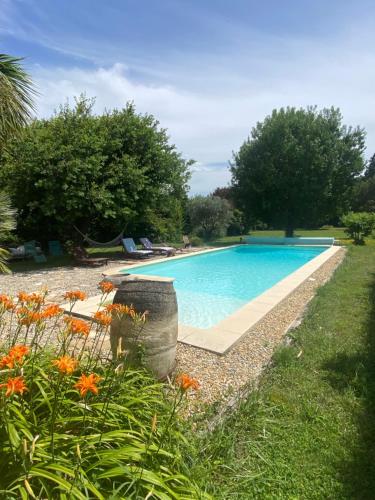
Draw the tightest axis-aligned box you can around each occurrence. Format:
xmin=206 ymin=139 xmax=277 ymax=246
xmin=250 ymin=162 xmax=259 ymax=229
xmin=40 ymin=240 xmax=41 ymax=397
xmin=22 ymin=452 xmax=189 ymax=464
xmin=70 ymin=244 xmax=341 ymax=355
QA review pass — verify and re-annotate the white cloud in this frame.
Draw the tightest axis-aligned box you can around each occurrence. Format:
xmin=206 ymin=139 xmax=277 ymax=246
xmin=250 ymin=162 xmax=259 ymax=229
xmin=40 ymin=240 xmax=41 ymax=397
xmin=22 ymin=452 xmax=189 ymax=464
xmin=29 ymin=20 xmax=375 ymax=194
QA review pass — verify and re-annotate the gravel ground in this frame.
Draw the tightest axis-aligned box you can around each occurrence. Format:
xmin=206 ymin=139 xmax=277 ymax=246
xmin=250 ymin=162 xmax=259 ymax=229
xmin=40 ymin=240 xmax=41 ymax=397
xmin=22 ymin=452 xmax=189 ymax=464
xmin=1 ymin=247 xmax=345 ymax=415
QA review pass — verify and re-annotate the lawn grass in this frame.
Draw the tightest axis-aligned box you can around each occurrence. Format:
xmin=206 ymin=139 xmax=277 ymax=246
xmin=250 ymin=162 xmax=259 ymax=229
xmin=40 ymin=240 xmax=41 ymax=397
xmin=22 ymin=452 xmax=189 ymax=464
xmin=192 ymin=245 xmax=375 ymax=498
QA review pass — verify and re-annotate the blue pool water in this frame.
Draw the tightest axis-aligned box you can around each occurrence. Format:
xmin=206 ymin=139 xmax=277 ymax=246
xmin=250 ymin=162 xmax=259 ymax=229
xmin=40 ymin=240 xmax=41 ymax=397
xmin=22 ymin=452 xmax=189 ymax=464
xmin=122 ymin=245 xmax=326 ymax=329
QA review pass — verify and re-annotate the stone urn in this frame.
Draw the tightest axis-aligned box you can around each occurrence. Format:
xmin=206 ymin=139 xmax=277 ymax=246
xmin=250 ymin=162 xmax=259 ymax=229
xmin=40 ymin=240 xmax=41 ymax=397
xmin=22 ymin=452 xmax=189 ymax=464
xmin=109 ymin=275 xmax=178 ymax=379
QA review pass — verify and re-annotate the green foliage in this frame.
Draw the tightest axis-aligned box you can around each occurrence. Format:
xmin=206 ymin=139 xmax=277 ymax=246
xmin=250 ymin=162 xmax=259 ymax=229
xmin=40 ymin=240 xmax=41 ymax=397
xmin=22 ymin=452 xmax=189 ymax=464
xmin=211 ymin=186 xmax=234 ymax=202
xmin=364 ymin=153 xmax=375 ymax=179
xmin=352 ymin=176 xmax=375 ymax=212
xmin=0 ymin=191 xmax=17 ymax=273
xmin=187 ymin=195 xmax=233 ymax=240
xmin=231 ymin=106 xmax=365 ymax=236
xmin=189 ymin=235 xmax=203 ymax=247
xmin=341 ymin=211 xmax=375 ymax=244
xmin=0 ymin=289 xmax=207 ymax=499
xmin=0 ymin=96 xmax=191 ymax=242
xmin=353 ymin=155 xmax=375 ymax=212
xmin=0 ymin=54 xmax=36 ymax=147
xmin=227 ymin=208 xmax=246 ymax=236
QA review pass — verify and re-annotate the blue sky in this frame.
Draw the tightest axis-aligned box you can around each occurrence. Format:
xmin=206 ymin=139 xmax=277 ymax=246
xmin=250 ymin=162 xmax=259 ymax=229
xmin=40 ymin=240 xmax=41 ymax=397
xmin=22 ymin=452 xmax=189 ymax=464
xmin=1 ymin=0 xmax=375 ymax=193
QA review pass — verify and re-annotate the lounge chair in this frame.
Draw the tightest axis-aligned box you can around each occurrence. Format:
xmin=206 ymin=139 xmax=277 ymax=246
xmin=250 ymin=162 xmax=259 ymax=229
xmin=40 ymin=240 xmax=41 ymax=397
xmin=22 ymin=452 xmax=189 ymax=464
xmin=73 ymin=246 xmax=109 ymax=267
xmin=122 ymin=238 xmax=153 ymax=259
xmin=8 ymin=245 xmax=27 ymax=260
xmin=140 ymin=238 xmax=176 ymax=256
xmin=24 ymin=241 xmax=47 ymax=263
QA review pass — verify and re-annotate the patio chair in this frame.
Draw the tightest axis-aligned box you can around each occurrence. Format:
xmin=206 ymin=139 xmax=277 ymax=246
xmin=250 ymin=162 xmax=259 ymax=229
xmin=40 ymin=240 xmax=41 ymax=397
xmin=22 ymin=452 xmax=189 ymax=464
xmin=73 ymin=246 xmax=109 ymax=267
xmin=121 ymin=238 xmax=153 ymax=259
xmin=48 ymin=240 xmax=63 ymax=256
xmin=24 ymin=241 xmax=47 ymax=263
xmin=140 ymin=238 xmax=176 ymax=256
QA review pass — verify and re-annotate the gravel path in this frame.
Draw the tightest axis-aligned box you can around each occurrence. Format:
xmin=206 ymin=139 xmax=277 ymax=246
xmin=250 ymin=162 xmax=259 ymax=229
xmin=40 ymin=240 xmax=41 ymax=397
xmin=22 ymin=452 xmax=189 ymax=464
xmin=0 ymin=247 xmax=345 ymax=414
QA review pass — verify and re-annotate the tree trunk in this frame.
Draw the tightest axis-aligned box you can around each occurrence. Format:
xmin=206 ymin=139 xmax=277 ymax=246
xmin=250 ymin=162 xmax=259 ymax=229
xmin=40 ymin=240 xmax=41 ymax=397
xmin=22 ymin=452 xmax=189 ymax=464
xmin=285 ymin=213 xmax=294 ymax=237
xmin=285 ymin=226 xmax=294 ymax=237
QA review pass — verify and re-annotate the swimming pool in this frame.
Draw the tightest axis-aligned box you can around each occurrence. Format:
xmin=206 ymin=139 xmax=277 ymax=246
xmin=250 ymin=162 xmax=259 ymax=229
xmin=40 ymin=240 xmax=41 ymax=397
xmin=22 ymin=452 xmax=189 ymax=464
xmin=121 ymin=245 xmax=327 ymax=329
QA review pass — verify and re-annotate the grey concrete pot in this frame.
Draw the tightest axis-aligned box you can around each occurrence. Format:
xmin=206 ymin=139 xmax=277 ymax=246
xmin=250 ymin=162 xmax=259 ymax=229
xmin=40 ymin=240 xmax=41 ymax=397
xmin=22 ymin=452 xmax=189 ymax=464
xmin=109 ymin=276 xmax=178 ymax=379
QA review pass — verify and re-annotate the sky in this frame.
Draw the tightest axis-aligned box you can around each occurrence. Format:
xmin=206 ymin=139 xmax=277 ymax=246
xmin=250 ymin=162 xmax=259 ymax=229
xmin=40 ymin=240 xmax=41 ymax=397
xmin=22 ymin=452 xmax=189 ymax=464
xmin=1 ymin=0 xmax=375 ymax=194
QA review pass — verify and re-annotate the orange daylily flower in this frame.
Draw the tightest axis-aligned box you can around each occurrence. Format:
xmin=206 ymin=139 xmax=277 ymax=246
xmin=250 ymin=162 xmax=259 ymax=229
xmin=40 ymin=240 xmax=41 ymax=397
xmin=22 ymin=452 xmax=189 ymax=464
xmin=17 ymin=292 xmax=45 ymax=305
xmin=105 ymin=303 xmax=147 ymax=323
xmin=0 ymin=295 xmax=15 ymax=311
xmin=175 ymin=373 xmax=200 ymax=392
xmin=0 ymin=294 xmax=11 ymax=303
xmin=42 ymin=304 xmax=63 ymax=318
xmin=9 ymin=345 xmax=29 ymax=362
xmin=64 ymin=317 xmax=90 ymax=336
xmin=0 ymin=345 xmax=29 ymax=369
xmin=93 ymin=311 xmax=112 ymax=326
xmin=52 ymin=355 xmax=78 ymax=375
xmin=105 ymin=303 xmax=134 ymax=316
xmin=98 ymin=281 xmax=115 ymax=294
xmin=17 ymin=309 xmax=44 ymax=326
xmin=74 ymin=373 xmax=101 ymax=397
xmin=63 ymin=290 xmax=87 ymax=302
xmin=0 ymin=376 xmax=28 ymax=397
xmin=0 ymin=354 xmax=15 ymax=369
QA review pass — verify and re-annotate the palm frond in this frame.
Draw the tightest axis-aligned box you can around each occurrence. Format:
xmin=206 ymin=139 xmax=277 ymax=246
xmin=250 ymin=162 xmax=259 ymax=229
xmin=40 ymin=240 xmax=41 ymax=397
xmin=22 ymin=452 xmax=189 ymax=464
xmin=0 ymin=247 xmax=11 ymax=274
xmin=0 ymin=53 xmax=37 ymax=142
xmin=0 ymin=191 xmax=16 ymax=274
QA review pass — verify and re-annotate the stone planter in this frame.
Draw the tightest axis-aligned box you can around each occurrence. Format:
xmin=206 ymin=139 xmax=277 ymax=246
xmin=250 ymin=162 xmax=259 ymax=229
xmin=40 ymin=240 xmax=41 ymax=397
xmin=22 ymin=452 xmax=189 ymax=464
xmin=109 ymin=276 xmax=178 ymax=379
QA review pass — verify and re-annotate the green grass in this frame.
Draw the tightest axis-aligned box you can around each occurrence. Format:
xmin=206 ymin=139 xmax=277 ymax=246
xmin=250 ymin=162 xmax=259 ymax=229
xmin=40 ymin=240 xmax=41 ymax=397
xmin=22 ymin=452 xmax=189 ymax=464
xmin=192 ymin=245 xmax=375 ymax=498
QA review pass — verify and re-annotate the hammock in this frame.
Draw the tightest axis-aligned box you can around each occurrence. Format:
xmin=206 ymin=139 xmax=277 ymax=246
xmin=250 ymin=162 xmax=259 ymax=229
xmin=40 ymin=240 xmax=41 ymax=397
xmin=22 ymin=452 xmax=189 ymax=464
xmin=74 ymin=226 xmax=125 ymax=248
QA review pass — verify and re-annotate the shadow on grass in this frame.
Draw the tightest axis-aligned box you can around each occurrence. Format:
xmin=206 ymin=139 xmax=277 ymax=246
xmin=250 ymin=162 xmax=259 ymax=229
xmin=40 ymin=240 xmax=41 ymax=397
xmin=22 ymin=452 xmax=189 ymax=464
xmin=323 ymin=271 xmax=375 ymax=498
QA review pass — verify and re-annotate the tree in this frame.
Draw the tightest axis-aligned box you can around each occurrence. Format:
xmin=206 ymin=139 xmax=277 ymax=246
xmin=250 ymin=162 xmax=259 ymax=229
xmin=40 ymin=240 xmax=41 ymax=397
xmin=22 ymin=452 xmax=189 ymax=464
xmin=364 ymin=153 xmax=375 ymax=179
xmin=352 ymin=153 xmax=375 ymax=212
xmin=211 ymin=186 xmax=234 ymax=203
xmin=352 ymin=176 xmax=375 ymax=212
xmin=231 ymin=107 xmax=365 ymax=236
xmin=0 ymin=96 xmax=192 ymax=242
xmin=0 ymin=53 xmax=35 ymax=147
xmin=187 ymin=195 xmax=233 ymax=240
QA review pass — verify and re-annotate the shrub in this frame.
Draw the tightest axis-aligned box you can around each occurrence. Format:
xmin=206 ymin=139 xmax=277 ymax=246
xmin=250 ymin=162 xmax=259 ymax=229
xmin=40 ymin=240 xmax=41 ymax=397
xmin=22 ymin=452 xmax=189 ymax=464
xmin=187 ymin=196 xmax=233 ymax=240
xmin=341 ymin=211 xmax=375 ymax=244
xmin=0 ymin=285 xmax=207 ymax=499
xmin=227 ymin=209 xmax=246 ymax=236
xmin=189 ymin=235 xmax=203 ymax=247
